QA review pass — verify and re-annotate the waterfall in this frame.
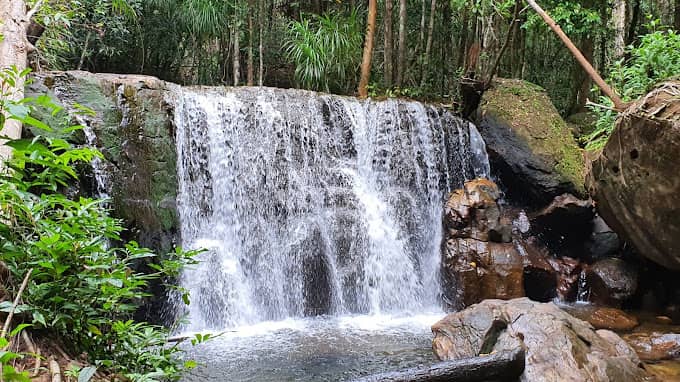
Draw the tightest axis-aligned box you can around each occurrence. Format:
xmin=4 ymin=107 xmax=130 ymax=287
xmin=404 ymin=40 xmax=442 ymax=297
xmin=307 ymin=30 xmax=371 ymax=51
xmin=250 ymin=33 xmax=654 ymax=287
xmin=173 ymin=87 xmax=489 ymax=331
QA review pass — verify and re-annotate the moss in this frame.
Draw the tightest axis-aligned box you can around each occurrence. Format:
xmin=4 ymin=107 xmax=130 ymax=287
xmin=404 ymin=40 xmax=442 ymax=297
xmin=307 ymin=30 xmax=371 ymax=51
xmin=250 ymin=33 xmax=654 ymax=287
xmin=483 ymin=78 xmax=586 ymax=194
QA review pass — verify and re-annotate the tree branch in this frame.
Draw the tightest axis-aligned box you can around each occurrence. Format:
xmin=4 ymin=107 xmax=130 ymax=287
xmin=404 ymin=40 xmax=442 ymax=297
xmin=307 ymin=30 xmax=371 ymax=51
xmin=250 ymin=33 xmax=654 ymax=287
xmin=25 ymin=0 xmax=44 ymax=22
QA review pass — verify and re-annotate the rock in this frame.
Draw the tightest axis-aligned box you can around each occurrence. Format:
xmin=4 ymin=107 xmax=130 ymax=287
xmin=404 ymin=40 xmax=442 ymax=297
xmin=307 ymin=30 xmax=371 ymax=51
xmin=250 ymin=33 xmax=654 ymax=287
xmin=442 ymin=179 xmax=524 ymax=309
xmin=589 ymin=308 xmax=639 ymax=331
xmin=588 ymin=307 xmax=639 ymax=331
xmin=530 ymin=194 xmax=594 ymax=257
xmin=587 ymin=80 xmax=680 ymax=270
xmin=586 ymin=258 xmax=638 ymax=306
xmin=584 ymin=216 xmax=621 ymax=261
xmin=520 ymin=237 xmax=582 ymax=302
xmin=623 ymin=332 xmax=680 ymax=361
xmin=26 ymin=71 xmax=179 ymax=254
xmin=432 ymin=298 xmax=650 ymax=382
xmin=475 ymin=79 xmax=586 ymax=205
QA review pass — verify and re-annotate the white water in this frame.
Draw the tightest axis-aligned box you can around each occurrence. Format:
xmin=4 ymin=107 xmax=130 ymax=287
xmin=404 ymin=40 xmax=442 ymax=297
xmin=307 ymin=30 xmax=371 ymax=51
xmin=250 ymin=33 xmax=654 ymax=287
xmin=173 ymin=87 xmax=489 ymax=333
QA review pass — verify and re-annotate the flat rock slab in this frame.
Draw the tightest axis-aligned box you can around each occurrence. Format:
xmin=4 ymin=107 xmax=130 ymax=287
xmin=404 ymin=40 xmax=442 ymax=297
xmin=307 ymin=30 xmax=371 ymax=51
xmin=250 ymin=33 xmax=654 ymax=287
xmin=432 ymin=298 xmax=652 ymax=382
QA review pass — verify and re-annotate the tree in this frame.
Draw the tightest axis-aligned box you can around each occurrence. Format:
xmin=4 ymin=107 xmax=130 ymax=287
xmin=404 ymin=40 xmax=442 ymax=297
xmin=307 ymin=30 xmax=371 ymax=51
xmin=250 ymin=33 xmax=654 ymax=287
xmin=0 ymin=0 xmax=42 ymax=159
xmin=396 ymin=0 xmax=407 ymax=87
xmin=420 ymin=0 xmax=437 ymax=86
xmin=384 ymin=0 xmax=394 ymax=87
xmin=358 ymin=0 xmax=378 ymax=97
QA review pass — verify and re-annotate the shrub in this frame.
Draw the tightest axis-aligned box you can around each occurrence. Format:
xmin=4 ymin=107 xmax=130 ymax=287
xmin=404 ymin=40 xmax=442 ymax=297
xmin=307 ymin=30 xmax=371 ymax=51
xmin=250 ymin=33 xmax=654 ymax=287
xmin=0 ymin=67 xmax=199 ymax=381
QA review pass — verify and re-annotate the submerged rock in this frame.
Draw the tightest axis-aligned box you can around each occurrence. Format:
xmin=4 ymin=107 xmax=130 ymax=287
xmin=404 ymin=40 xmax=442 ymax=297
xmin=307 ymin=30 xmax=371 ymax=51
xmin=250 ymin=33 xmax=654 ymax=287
xmin=476 ymin=79 xmax=586 ymax=205
xmin=432 ymin=298 xmax=651 ymax=382
xmin=623 ymin=332 xmax=680 ymax=361
xmin=587 ymin=80 xmax=680 ymax=270
xmin=563 ymin=305 xmax=640 ymax=331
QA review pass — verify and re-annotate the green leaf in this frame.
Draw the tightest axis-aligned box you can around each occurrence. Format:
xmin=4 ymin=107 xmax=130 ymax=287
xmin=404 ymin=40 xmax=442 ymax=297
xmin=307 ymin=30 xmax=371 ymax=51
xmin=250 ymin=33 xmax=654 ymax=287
xmin=9 ymin=323 xmax=32 ymax=337
xmin=32 ymin=312 xmax=46 ymax=327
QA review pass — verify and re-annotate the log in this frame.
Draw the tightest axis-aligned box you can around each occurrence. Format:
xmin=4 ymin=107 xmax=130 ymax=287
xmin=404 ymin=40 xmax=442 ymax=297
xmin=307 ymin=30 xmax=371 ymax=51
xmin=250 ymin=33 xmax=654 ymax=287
xmin=351 ymin=348 xmax=525 ymax=382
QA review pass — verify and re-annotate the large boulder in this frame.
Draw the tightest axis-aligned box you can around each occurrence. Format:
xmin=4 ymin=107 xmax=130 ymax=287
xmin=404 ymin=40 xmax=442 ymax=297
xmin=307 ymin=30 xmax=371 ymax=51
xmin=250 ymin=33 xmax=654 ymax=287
xmin=476 ymin=79 xmax=586 ymax=205
xmin=587 ymin=81 xmax=680 ymax=270
xmin=26 ymin=71 xmax=179 ymax=254
xmin=441 ymin=179 xmax=524 ymax=308
xmin=432 ymin=298 xmax=651 ymax=382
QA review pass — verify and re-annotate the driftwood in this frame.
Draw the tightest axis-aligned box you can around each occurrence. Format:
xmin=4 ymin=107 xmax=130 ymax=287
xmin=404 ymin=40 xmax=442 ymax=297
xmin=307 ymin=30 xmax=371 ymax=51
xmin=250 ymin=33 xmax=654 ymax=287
xmin=351 ymin=348 xmax=525 ymax=382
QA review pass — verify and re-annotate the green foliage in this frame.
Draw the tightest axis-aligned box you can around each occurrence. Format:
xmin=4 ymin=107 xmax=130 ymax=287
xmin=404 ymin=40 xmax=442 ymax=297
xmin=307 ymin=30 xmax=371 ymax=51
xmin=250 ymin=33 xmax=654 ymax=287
xmin=585 ymin=26 xmax=680 ymax=150
xmin=0 ymin=68 xmax=200 ymax=381
xmin=284 ymin=10 xmax=363 ymax=93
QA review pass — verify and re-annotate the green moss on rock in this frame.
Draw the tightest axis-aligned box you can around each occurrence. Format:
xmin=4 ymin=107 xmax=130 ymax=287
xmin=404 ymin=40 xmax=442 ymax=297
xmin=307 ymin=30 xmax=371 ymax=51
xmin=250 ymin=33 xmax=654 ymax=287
xmin=480 ymin=78 xmax=586 ymax=199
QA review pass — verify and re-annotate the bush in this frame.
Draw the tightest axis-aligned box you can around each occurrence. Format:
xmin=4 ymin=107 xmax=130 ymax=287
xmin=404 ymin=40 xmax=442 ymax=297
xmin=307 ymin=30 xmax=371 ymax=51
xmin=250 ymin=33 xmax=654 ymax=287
xmin=284 ymin=10 xmax=363 ymax=93
xmin=0 ymin=68 xmax=199 ymax=381
xmin=585 ymin=26 xmax=680 ymax=150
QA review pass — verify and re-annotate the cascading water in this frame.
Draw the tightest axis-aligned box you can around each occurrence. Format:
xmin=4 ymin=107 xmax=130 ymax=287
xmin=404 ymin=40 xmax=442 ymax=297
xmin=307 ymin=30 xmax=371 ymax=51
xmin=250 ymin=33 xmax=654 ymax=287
xmin=173 ymin=87 xmax=489 ymax=381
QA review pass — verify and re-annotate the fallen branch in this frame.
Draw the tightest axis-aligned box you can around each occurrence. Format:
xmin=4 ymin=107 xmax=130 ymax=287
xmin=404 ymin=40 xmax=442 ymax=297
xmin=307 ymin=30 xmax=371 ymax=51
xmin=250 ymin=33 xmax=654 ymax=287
xmin=525 ymin=0 xmax=627 ymax=111
xmin=1 ymin=268 xmax=34 ymax=340
xmin=351 ymin=348 xmax=525 ymax=382
xmin=49 ymin=358 xmax=61 ymax=382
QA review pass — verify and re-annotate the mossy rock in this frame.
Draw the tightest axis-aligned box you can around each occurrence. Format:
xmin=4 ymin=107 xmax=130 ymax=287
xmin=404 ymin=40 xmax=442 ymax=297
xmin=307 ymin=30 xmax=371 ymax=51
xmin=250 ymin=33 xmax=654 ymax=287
xmin=475 ymin=78 xmax=586 ymax=205
xmin=26 ymin=71 xmax=179 ymax=254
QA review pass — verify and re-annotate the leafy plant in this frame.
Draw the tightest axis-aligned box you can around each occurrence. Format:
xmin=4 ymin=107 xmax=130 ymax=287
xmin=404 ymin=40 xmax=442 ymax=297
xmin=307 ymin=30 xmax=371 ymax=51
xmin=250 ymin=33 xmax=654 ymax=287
xmin=0 ymin=68 xmax=200 ymax=381
xmin=284 ymin=10 xmax=363 ymax=93
xmin=585 ymin=26 xmax=680 ymax=150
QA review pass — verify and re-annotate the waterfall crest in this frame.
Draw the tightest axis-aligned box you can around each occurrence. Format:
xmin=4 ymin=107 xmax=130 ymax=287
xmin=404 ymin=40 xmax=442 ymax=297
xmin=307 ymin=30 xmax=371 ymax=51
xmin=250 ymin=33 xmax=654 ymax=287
xmin=173 ymin=87 xmax=489 ymax=331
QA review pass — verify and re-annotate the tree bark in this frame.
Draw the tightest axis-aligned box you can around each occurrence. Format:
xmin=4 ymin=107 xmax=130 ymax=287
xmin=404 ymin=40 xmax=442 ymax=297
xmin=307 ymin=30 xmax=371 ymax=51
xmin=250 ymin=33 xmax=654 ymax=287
xmin=0 ymin=0 xmax=34 ymax=159
xmin=233 ymin=22 xmax=240 ymax=86
xmin=258 ymin=0 xmax=264 ymax=86
xmin=351 ymin=348 xmax=525 ymax=382
xmin=384 ymin=0 xmax=394 ymax=87
xmin=612 ymin=0 xmax=627 ymax=59
xmin=675 ymin=0 xmax=680 ymax=31
xmin=396 ymin=0 xmax=407 ymax=87
xmin=358 ymin=0 xmax=378 ymax=98
xmin=626 ymin=0 xmax=641 ymax=46
xmin=247 ymin=0 xmax=255 ymax=85
xmin=420 ymin=0 xmax=437 ymax=86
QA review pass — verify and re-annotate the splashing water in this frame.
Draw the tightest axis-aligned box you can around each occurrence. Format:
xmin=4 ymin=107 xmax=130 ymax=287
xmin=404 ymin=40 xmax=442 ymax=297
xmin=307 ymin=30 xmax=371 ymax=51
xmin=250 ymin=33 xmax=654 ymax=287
xmin=173 ymin=87 xmax=489 ymax=332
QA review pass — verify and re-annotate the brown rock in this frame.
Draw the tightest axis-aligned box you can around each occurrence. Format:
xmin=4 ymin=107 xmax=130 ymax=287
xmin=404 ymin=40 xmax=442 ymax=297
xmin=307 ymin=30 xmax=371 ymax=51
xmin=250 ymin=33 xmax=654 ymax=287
xmin=587 ymin=81 xmax=680 ymax=270
xmin=432 ymin=298 xmax=650 ymax=382
xmin=442 ymin=179 xmax=523 ymax=309
xmin=623 ymin=332 xmax=680 ymax=361
xmin=588 ymin=307 xmax=639 ymax=331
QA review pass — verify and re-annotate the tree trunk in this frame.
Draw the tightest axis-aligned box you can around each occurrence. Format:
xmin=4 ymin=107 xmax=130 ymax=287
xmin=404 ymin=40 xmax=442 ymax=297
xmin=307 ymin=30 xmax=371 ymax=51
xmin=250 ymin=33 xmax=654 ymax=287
xmin=456 ymin=9 xmax=470 ymax=70
xmin=258 ymin=0 xmax=264 ymax=86
xmin=569 ymin=36 xmax=594 ymax=114
xmin=418 ymin=0 xmax=427 ymax=55
xmin=612 ymin=0 xmax=627 ymax=59
xmin=384 ymin=0 xmax=394 ymax=87
xmin=247 ymin=0 xmax=255 ymax=86
xmin=675 ymin=0 xmax=680 ymax=31
xmin=0 ymin=0 xmax=32 ymax=159
xmin=233 ymin=20 xmax=240 ymax=86
xmin=626 ymin=0 xmax=641 ymax=46
xmin=358 ymin=0 xmax=378 ymax=98
xmin=420 ymin=0 xmax=437 ymax=86
xmin=396 ymin=0 xmax=407 ymax=87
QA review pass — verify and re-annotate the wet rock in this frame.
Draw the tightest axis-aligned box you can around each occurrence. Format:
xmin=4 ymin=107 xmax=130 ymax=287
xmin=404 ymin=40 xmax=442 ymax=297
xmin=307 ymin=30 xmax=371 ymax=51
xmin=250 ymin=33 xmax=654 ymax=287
xmin=520 ymin=238 xmax=582 ymax=302
xmin=623 ymin=332 xmax=680 ymax=361
xmin=588 ymin=307 xmax=639 ymax=331
xmin=584 ymin=216 xmax=621 ymax=261
xmin=530 ymin=194 xmax=594 ymax=257
xmin=432 ymin=298 xmax=650 ymax=382
xmin=586 ymin=258 xmax=638 ymax=306
xmin=442 ymin=179 xmax=524 ymax=309
xmin=587 ymin=81 xmax=680 ymax=270
xmin=26 ymin=71 xmax=179 ymax=254
xmin=475 ymin=79 xmax=586 ymax=205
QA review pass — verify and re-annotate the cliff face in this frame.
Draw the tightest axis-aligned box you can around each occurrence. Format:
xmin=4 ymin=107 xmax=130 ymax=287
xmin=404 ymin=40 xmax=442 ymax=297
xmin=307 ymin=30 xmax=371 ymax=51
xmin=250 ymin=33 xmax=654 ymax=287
xmin=26 ymin=71 xmax=180 ymax=255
